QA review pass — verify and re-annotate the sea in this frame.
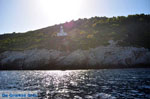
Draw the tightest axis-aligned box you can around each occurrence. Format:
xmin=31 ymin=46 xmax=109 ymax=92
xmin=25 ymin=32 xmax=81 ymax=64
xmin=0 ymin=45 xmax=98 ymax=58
xmin=0 ymin=68 xmax=150 ymax=99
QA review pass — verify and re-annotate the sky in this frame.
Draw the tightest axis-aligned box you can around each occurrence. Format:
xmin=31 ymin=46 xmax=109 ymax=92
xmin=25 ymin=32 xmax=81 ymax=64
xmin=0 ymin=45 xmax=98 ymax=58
xmin=0 ymin=0 xmax=150 ymax=34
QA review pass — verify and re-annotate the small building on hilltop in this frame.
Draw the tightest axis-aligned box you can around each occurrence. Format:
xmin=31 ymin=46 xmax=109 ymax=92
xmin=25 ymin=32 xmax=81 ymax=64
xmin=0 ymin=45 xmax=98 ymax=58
xmin=57 ymin=26 xmax=67 ymax=36
xmin=56 ymin=26 xmax=70 ymax=52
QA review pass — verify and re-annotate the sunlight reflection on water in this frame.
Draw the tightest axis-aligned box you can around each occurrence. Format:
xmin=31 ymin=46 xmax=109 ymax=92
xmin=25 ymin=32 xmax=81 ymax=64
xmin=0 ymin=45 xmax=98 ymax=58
xmin=0 ymin=69 xmax=150 ymax=98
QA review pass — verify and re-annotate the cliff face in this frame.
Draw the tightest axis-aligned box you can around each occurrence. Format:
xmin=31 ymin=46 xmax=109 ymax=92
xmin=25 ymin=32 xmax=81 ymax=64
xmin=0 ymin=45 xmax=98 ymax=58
xmin=0 ymin=44 xmax=149 ymax=70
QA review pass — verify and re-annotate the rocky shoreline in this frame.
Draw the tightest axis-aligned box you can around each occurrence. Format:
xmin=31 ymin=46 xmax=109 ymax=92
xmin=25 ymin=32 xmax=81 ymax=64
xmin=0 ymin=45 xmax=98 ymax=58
xmin=0 ymin=45 xmax=150 ymax=70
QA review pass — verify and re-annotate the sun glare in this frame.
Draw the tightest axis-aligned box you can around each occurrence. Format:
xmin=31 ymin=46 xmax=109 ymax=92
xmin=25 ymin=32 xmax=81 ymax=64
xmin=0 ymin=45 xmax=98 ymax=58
xmin=36 ymin=0 xmax=83 ymax=23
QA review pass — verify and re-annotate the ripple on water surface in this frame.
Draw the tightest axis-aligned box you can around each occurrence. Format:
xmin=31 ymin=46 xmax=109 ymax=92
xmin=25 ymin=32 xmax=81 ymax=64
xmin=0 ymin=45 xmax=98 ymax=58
xmin=0 ymin=68 xmax=150 ymax=98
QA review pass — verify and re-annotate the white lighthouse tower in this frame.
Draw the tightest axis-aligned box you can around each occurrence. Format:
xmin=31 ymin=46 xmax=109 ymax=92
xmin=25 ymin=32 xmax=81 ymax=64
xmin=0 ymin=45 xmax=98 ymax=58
xmin=56 ymin=26 xmax=70 ymax=52
xmin=57 ymin=26 xmax=67 ymax=36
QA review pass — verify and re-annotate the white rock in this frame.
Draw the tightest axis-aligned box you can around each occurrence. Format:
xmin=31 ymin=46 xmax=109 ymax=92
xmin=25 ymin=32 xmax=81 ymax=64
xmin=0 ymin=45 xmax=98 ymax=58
xmin=0 ymin=45 xmax=150 ymax=69
xmin=59 ymin=50 xmax=88 ymax=66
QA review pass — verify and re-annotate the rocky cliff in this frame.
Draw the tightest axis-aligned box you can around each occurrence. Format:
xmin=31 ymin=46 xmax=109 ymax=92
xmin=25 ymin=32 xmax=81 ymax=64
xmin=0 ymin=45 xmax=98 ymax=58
xmin=0 ymin=44 xmax=149 ymax=70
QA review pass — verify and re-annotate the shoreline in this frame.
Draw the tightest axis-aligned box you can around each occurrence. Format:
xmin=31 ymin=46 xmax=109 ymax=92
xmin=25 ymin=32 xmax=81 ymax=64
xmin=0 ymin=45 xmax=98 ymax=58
xmin=0 ymin=64 xmax=150 ymax=70
xmin=0 ymin=45 xmax=150 ymax=70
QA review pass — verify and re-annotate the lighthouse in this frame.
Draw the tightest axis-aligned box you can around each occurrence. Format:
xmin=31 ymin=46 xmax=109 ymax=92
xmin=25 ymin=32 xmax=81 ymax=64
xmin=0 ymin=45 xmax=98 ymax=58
xmin=57 ymin=26 xmax=67 ymax=36
xmin=56 ymin=26 xmax=70 ymax=52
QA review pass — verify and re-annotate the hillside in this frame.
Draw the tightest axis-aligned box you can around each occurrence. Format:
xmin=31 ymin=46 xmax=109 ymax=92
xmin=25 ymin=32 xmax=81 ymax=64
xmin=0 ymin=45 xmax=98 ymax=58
xmin=0 ymin=14 xmax=150 ymax=53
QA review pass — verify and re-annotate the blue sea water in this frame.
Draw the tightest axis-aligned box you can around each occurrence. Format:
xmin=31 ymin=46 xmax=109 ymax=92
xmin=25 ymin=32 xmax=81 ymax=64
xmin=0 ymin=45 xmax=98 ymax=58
xmin=0 ymin=68 xmax=150 ymax=99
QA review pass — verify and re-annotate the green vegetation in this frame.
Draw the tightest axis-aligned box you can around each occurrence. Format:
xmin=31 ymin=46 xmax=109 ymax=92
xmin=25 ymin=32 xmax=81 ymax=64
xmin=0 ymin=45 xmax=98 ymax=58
xmin=0 ymin=14 xmax=150 ymax=52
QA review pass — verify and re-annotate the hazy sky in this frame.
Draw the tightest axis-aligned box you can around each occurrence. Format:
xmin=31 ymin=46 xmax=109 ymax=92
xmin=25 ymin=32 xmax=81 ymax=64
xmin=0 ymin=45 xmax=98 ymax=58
xmin=0 ymin=0 xmax=150 ymax=34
